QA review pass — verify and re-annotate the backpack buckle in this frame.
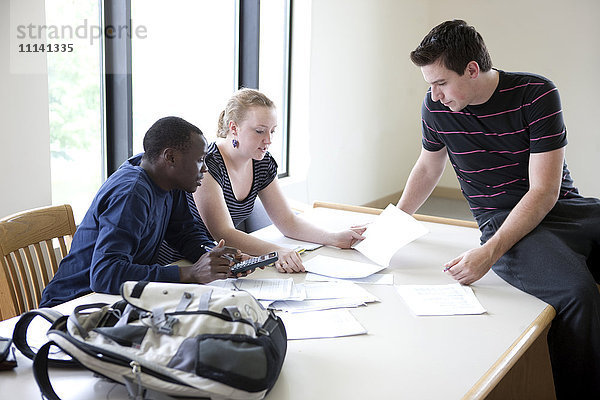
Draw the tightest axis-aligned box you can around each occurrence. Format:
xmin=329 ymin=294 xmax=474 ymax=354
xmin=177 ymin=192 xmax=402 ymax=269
xmin=158 ymin=315 xmax=179 ymax=335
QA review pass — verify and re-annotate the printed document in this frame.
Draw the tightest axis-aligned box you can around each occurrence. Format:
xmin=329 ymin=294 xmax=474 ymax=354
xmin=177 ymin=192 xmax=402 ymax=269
xmin=278 ymin=309 xmax=367 ymax=340
xmin=354 ymin=204 xmax=428 ymax=266
xmin=395 ymin=283 xmax=487 ymax=316
xmin=303 ymin=255 xmax=385 ymax=279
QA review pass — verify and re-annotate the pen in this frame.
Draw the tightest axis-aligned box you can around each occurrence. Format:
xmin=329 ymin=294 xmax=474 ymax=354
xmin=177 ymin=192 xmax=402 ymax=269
xmin=293 ymin=245 xmax=323 ymax=254
xmin=200 ymin=243 xmax=215 ymax=254
xmin=201 ymin=243 xmax=235 ymax=262
xmin=443 ymin=265 xmax=451 ymax=272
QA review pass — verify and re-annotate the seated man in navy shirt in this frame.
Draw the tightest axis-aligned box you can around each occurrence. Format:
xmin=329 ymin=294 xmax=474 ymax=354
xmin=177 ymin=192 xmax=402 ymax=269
xmin=41 ymin=116 xmax=241 ymax=307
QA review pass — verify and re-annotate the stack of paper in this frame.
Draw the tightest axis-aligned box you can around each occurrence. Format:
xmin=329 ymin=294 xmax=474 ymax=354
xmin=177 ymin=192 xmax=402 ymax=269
xmin=211 ymin=277 xmax=374 ymax=339
xmin=269 ymin=281 xmax=379 ymax=313
xmin=208 ymin=278 xmax=294 ymax=301
xmin=209 ymin=278 xmax=378 ymax=311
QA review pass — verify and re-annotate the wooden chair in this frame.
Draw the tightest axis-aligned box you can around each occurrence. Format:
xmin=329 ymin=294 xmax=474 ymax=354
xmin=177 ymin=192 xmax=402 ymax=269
xmin=0 ymin=204 xmax=76 ymax=320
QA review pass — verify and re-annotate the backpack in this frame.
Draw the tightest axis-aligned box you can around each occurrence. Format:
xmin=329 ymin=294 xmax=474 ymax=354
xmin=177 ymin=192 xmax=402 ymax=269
xmin=13 ymin=281 xmax=287 ymax=400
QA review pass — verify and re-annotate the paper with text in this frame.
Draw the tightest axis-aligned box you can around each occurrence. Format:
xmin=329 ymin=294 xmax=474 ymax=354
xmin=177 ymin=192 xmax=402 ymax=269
xmin=303 ymin=255 xmax=385 ymax=279
xmin=208 ymin=278 xmax=293 ymax=300
xmin=354 ymin=204 xmax=428 ymax=266
xmin=395 ymin=283 xmax=487 ymax=316
xmin=278 ymin=309 xmax=367 ymax=340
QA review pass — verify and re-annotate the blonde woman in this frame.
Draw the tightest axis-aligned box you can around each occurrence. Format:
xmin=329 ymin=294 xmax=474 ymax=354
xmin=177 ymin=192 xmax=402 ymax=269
xmin=189 ymin=88 xmax=365 ymax=273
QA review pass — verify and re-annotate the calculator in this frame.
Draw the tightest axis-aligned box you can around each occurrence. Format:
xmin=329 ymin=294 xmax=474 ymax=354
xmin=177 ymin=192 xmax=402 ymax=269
xmin=230 ymin=251 xmax=278 ymax=275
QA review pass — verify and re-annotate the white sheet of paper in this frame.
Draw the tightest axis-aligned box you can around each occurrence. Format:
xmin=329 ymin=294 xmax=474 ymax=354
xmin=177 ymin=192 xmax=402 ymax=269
xmin=395 ymin=283 xmax=487 ymax=316
xmin=251 ymin=224 xmax=323 ymax=251
xmin=354 ymin=204 xmax=428 ymax=266
xmin=208 ymin=278 xmax=293 ymax=300
xmin=299 ymin=207 xmax=376 ymax=231
xmin=278 ymin=309 xmax=367 ymax=340
xmin=297 ymin=281 xmax=379 ymax=303
xmin=305 ymin=272 xmax=394 ymax=285
xmin=303 ymin=255 xmax=385 ymax=279
xmin=270 ymin=298 xmax=365 ymax=313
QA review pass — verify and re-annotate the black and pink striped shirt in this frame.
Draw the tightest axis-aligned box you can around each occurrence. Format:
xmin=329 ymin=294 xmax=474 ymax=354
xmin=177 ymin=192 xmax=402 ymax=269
xmin=421 ymin=70 xmax=581 ymax=223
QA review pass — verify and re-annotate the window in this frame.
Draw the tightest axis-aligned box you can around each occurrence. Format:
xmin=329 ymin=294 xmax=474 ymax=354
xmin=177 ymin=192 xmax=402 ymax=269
xmin=131 ymin=0 xmax=237 ymax=150
xmin=43 ymin=1 xmax=291 ymax=223
xmin=129 ymin=0 xmax=291 ymax=173
xmin=259 ymin=0 xmax=291 ymax=176
xmin=45 ymin=0 xmax=293 ymax=214
xmin=45 ymin=0 xmax=103 ymax=223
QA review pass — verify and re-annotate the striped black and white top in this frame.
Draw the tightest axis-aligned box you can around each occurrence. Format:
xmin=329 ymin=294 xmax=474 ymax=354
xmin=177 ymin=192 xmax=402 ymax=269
xmin=156 ymin=142 xmax=278 ymax=265
xmin=421 ymin=69 xmax=581 ymax=225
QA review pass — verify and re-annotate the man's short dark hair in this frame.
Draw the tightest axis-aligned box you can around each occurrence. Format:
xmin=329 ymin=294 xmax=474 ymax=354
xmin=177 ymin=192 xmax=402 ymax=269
xmin=410 ymin=19 xmax=492 ymax=75
xmin=143 ymin=116 xmax=204 ymax=162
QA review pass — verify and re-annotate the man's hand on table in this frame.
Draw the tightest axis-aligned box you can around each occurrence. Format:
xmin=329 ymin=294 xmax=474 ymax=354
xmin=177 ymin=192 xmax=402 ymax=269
xmin=443 ymin=245 xmax=495 ymax=285
xmin=179 ymin=240 xmax=253 ymax=283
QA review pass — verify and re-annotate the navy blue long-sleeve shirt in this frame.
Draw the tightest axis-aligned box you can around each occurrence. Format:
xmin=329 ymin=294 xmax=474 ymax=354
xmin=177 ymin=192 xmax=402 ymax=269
xmin=40 ymin=154 xmax=213 ymax=307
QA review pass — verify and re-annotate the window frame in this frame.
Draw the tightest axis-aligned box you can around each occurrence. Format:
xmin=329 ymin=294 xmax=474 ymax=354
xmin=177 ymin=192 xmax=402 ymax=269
xmin=103 ymin=0 xmax=133 ymax=176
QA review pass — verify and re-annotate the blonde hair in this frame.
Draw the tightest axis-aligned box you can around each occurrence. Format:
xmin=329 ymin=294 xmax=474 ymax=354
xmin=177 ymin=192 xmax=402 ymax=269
xmin=216 ymin=88 xmax=275 ymax=138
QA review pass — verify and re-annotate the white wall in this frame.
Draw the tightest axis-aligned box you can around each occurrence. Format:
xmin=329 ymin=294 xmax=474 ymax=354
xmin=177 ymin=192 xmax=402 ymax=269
xmin=0 ymin=0 xmax=52 ymax=218
xmin=284 ymin=0 xmax=429 ymax=206
xmin=284 ymin=0 xmax=600 ymax=206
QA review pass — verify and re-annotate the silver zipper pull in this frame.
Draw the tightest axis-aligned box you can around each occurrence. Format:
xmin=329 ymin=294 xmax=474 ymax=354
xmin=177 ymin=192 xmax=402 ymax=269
xmin=129 ymin=361 xmax=145 ymax=400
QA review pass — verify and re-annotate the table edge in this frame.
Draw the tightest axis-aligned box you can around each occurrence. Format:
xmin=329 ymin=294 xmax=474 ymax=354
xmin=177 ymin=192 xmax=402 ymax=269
xmin=461 ymin=304 xmax=556 ymax=399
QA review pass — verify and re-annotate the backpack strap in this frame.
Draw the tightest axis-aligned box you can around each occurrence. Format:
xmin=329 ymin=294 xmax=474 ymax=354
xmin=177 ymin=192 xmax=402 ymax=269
xmin=12 ymin=309 xmax=78 ymax=367
xmin=32 ymin=341 xmax=65 ymax=400
xmin=68 ymin=303 xmax=110 ymax=339
xmin=222 ymin=306 xmax=243 ymax=321
xmin=34 ymin=342 xmax=147 ymax=400
xmin=175 ymin=291 xmax=194 ymax=312
xmin=198 ymin=289 xmax=213 ymax=311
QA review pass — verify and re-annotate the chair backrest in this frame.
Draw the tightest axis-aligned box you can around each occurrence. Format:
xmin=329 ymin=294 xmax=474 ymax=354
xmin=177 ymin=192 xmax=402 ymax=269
xmin=236 ymin=197 xmax=273 ymax=233
xmin=0 ymin=204 xmax=77 ymax=320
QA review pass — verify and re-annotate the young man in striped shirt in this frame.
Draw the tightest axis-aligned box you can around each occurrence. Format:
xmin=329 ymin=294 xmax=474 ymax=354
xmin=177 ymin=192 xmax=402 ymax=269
xmin=397 ymin=19 xmax=600 ymax=399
